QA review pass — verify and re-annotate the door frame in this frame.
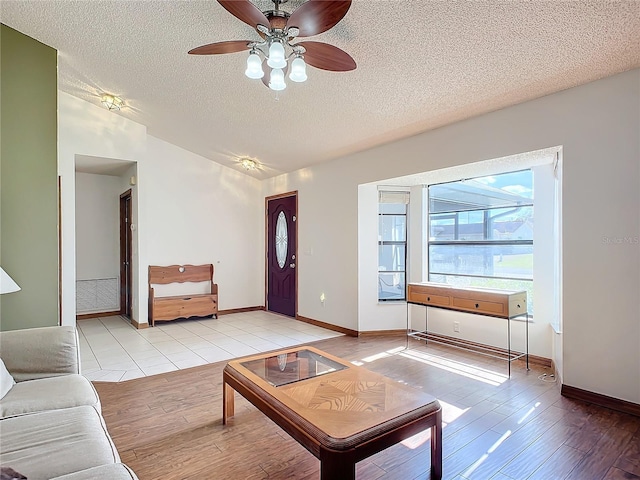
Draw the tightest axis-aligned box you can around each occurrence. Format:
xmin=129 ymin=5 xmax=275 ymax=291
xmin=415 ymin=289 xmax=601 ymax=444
xmin=265 ymin=191 xmax=298 ymax=317
xmin=119 ymin=189 xmax=133 ymax=318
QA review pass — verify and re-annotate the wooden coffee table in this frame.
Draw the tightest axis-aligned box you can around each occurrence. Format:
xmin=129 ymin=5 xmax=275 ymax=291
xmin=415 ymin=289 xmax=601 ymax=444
xmin=223 ymin=346 xmax=442 ymax=479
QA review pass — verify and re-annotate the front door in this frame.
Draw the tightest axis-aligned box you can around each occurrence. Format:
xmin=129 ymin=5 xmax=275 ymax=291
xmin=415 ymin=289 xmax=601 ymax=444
xmin=266 ymin=193 xmax=297 ymax=317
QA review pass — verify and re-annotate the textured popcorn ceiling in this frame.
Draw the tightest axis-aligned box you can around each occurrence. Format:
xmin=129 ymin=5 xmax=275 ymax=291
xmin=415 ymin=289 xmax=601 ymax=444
xmin=1 ymin=1 xmax=638 ymax=179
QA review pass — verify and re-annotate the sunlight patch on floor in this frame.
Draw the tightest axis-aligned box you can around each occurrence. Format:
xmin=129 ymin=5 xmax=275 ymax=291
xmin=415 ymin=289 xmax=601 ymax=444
xmin=517 ymin=401 xmax=541 ymax=425
xmin=400 ymin=400 xmax=468 ymax=450
xmin=399 ymin=349 xmax=508 ymax=386
xmin=359 ymin=346 xmax=406 ymax=364
xmin=441 ymin=400 xmax=470 ymax=424
xmin=401 ymin=427 xmax=432 ymax=449
xmin=463 ymin=430 xmax=512 ymax=477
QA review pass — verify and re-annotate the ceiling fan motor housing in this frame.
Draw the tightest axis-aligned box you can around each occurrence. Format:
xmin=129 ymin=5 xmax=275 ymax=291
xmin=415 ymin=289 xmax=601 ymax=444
xmin=260 ymin=11 xmax=289 ymax=37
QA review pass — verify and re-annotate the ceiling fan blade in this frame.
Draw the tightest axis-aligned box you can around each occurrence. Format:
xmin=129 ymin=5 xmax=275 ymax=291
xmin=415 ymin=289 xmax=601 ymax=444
xmin=217 ymin=0 xmax=270 ymax=29
xmin=188 ymin=40 xmax=252 ymax=55
xmin=297 ymin=41 xmax=356 ymax=71
xmin=288 ymin=0 xmax=351 ymax=37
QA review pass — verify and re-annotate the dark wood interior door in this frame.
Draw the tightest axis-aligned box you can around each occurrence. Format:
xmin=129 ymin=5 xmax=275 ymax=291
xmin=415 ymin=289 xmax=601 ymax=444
xmin=267 ymin=194 xmax=297 ymax=317
xmin=119 ymin=190 xmax=133 ymax=318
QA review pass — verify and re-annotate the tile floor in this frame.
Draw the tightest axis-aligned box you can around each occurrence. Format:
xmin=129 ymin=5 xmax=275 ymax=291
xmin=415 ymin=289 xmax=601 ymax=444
xmin=77 ymin=311 xmax=343 ymax=382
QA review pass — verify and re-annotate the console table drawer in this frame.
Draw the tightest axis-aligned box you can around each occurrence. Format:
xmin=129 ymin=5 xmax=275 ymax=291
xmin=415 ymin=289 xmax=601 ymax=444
xmin=451 ymin=297 xmax=505 ymax=316
xmin=409 ymin=291 xmax=450 ymax=307
xmin=407 ymin=285 xmax=451 ymax=307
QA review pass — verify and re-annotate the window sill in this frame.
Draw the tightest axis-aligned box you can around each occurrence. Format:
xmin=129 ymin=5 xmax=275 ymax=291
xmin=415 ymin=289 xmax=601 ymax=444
xmin=377 ymin=300 xmax=406 ymax=305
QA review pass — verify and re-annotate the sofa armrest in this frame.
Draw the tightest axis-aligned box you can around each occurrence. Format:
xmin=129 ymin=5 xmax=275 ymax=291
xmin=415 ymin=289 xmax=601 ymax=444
xmin=0 ymin=326 xmax=80 ymax=382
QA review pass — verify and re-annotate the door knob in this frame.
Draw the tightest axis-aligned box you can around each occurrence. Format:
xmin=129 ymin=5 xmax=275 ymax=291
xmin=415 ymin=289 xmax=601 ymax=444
xmin=290 ymin=263 xmax=296 ymax=268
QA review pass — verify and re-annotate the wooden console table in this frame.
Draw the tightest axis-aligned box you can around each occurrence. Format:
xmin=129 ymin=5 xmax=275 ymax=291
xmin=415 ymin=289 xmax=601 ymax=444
xmin=407 ymin=282 xmax=529 ymax=376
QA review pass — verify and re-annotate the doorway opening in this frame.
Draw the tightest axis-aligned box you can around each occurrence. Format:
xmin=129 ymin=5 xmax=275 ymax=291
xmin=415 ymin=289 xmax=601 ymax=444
xmin=74 ymin=155 xmax=137 ymax=322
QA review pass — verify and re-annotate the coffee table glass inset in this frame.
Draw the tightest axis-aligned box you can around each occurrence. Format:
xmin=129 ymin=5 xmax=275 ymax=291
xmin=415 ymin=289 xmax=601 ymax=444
xmin=240 ymin=348 xmax=347 ymax=387
xmin=223 ymin=346 xmax=442 ymax=479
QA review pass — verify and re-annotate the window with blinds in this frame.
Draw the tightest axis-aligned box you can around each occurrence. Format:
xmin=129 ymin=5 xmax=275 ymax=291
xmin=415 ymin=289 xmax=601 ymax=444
xmin=378 ymin=190 xmax=409 ymax=301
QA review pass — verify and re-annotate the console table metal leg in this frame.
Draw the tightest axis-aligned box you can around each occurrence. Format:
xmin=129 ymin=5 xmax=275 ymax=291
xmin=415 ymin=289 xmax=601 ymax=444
xmin=508 ymin=317 xmax=511 ymax=377
xmin=425 ymin=306 xmax=429 ymax=345
xmin=526 ymin=313 xmax=530 ymax=370
xmin=406 ymin=301 xmax=409 ymax=349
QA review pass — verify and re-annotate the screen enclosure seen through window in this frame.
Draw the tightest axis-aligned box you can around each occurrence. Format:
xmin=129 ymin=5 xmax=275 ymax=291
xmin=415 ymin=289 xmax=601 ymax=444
xmin=428 ymin=170 xmax=534 ymax=314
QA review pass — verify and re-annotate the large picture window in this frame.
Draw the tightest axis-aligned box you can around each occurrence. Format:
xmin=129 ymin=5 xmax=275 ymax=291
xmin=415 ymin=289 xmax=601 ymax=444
xmin=428 ymin=170 xmax=534 ymax=313
xmin=378 ymin=191 xmax=408 ymax=301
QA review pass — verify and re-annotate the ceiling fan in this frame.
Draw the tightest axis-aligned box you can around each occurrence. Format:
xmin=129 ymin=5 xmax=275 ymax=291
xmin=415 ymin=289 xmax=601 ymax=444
xmin=188 ymin=0 xmax=356 ymax=91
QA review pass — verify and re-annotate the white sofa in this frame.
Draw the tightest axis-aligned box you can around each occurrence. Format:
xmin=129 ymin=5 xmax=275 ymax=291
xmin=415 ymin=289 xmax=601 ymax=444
xmin=0 ymin=326 xmax=138 ymax=480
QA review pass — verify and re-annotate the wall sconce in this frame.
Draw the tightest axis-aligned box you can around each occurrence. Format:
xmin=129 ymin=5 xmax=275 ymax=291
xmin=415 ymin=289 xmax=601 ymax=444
xmin=101 ymin=94 xmax=123 ymax=111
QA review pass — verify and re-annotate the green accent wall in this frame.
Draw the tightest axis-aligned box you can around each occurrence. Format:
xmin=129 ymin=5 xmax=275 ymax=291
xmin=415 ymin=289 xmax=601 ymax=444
xmin=1 ymin=24 xmax=58 ymax=331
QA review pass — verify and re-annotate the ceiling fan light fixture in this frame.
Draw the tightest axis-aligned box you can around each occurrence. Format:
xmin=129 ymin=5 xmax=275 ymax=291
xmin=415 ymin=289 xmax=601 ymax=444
xmin=245 ymin=52 xmax=264 ymax=79
xmin=188 ymin=0 xmax=356 ymax=92
xmin=269 ymin=68 xmax=287 ymax=91
xmin=101 ymin=94 xmax=123 ymax=111
xmin=289 ymin=56 xmax=307 ymax=83
xmin=267 ymin=40 xmax=286 ymax=69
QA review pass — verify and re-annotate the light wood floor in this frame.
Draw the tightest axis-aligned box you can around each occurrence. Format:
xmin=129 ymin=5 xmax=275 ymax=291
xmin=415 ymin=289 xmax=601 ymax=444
xmin=94 ymin=334 xmax=640 ymax=480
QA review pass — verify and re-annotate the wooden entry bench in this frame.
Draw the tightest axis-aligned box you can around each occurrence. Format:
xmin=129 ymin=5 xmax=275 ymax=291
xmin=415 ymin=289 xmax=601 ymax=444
xmin=148 ymin=264 xmax=218 ymax=326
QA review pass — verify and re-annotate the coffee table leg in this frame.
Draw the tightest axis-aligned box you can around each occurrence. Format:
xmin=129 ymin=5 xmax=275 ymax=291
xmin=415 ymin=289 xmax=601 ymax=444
xmin=320 ymin=451 xmax=355 ymax=480
xmin=431 ymin=409 xmax=442 ymax=480
xmin=223 ymin=381 xmax=234 ymax=425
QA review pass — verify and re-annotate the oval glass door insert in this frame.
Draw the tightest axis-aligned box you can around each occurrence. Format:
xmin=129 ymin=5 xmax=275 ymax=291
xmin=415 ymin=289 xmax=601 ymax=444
xmin=275 ymin=211 xmax=288 ymax=269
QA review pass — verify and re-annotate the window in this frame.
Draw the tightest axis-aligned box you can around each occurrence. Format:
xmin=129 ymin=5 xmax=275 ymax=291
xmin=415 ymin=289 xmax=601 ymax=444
xmin=428 ymin=170 xmax=534 ymax=313
xmin=378 ymin=191 xmax=408 ymax=301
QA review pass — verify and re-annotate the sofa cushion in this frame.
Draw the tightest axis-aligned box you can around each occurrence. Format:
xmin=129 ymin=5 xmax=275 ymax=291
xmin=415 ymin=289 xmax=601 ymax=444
xmin=0 ymin=405 xmax=120 ymax=479
xmin=0 ymin=374 xmax=100 ymax=418
xmin=50 ymin=463 xmax=138 ymax=480
xmin=0 ymin=326 xmax=80 ymax=382
xmin=0 ymin=359 xmax=15 ymax=400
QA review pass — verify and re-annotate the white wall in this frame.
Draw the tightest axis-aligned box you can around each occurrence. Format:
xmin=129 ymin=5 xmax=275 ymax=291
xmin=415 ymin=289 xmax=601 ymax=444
xmin=263 ymin=69 xmax=640 ymax=404
xmin=75 ymin=172 xmax=121 ymax=280
xmin=264 ymin=165 xmax=362 ymax=330
xmin=144 ymin=135 xmax=264 ymax=310
xmin=59 ymin=92 xmax=147 ymax=326
xmin=59 ymin=92 xmax=264 ymax=326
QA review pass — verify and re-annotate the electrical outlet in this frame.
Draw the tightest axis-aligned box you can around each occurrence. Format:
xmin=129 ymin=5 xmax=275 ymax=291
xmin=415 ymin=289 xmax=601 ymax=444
xmin=320 ymin=293 xmax=326 ymax=305
xmin=453 ymin=321 xmax=460 ymax=333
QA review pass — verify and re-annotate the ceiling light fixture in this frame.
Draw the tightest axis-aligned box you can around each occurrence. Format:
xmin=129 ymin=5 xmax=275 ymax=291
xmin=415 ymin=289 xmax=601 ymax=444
xmin=239 ymin=157 xmax=259 ymax=171
xmin=101 ymin=94 xmax=123 ymax=111
xmin=188 ymin=0 xmax=356 ymax=92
